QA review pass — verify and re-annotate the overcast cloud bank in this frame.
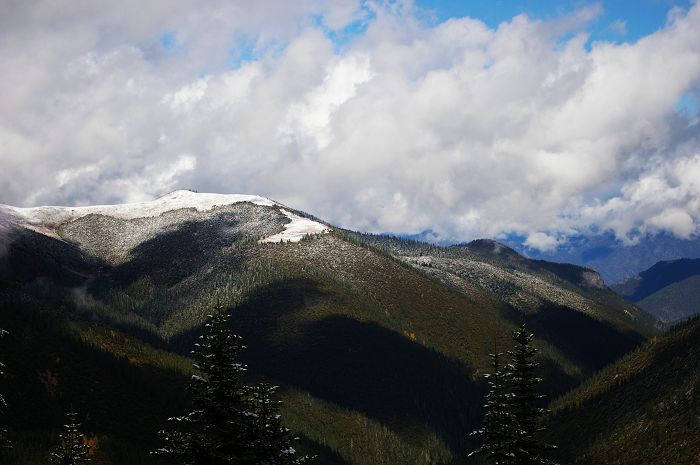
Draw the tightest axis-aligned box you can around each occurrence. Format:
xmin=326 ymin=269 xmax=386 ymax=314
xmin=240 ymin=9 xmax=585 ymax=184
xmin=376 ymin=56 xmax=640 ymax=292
xmin=1 ymin=0 xmax=700 ymax=250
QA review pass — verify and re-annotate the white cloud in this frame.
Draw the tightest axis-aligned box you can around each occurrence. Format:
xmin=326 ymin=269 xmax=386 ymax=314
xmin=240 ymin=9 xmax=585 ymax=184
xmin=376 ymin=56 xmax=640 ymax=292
xmin=163 ymin=78 xmax=209 ymax=112
xmin=609 ymin=19 xmax=627 ymax=36
xmin=580 ymin=153 xmax=700 ymax=243
xmin=279 ymin=54 xmax=374 ymax=151
xmin=525 ymin=232 xmax=561 ymax=252
xmin=1 ymin=1 xmax=700 ymax=250
xmin=56 ymin=164 xmax=101 ymax=188
xmin=648 ymin=208 xmax=695 ymax=237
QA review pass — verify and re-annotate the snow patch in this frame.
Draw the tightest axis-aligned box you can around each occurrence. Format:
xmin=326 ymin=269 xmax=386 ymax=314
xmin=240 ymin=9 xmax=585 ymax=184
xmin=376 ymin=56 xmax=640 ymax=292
xmin=259 ymin=209 xmax=331 ymax=243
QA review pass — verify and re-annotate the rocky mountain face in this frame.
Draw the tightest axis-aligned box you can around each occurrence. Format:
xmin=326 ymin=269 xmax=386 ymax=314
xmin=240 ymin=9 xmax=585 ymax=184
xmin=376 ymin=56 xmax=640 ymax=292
xmin=0 ymin=190 xmax=657 ymax=465
xmin=613 ymin=258 xmax=700 ymax=325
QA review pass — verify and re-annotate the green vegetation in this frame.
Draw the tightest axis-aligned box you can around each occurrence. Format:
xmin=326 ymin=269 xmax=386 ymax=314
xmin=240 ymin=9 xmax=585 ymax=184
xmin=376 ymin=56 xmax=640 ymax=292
xmin=280 ymin=389 xmax=452 ymax=465
xmin=469 ymin=341 xmax=512 ymax=464
xmin=247 ymin=383 xmax=310 ymax=465
xmin=548 ymin=316 xmax=700 ymax=464
xmin=471 ymin=326 xmax=557 ymax=465
xmin=505 ymin=325 xmax=556 ymax=465
xmin=0 ymin=210 xmax=660 ymax=465
xmin=156 ymin=311 xmax=309 ymax=464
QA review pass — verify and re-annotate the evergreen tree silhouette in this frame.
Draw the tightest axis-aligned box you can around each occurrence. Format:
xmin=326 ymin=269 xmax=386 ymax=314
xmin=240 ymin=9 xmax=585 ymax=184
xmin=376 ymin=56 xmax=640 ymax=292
xmin=156 ymin=309 xmax=311 ymax=464
xmin=156 ymin=310 xmax=252 ymax=464
xmin=469 ymin=340 xmax=515 ymax=464
xmin=246 ymin=382 xmax=310 ymax=465
xmin=471 ymin=325 xmax=557 ymax=465
xmin=505 ymin=323 xmax=557 ymax=465
xmin=49 ymin=410 xmax=91 ymax=465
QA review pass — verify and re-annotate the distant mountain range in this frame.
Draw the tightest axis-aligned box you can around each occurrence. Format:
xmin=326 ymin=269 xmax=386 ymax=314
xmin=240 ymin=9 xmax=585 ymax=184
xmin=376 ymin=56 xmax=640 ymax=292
xmin=0 ymin=190 xmax=658 ymax=465
xmin=391 ymin=229 xmax=700 ymax=286
xmin=506 ymin=232 xmax=700 ymax=285
xmin=612 ymin=258 xmax=700 ymax=325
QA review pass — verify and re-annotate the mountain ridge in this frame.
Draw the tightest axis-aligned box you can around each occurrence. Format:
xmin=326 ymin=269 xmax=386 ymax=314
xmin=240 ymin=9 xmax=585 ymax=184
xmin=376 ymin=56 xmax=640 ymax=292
xmin=505 ymin=232 xmax=700 ymax=284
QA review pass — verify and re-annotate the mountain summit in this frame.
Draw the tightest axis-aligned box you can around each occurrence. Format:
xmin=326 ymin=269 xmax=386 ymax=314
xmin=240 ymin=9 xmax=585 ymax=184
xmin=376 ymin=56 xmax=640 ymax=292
xmin=1 ymin=189 xmax=331 ymax=248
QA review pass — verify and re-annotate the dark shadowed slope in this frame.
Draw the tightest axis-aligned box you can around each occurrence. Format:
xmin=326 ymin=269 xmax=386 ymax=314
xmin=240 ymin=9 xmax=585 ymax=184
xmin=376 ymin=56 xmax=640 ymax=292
xmin=548 ymin=316 xmax=700 ymax=465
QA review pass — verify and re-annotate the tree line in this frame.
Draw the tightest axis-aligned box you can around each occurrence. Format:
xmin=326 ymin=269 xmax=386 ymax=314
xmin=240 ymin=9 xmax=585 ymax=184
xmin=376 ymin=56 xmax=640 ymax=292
xmin=0 ymin=316 xmax=557 ymax=464
xmin=0 ymin=310 xmax=310 ymax=465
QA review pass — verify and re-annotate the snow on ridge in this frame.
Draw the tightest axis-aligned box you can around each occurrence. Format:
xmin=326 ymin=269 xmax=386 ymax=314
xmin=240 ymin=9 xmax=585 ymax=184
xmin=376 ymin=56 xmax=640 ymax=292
xmin=1 ymin=190 xmax=278 ymax=226
xmin=259 ymin=209 xmax=331 ymax=243
xmin=1 ymin=190 xmax=331 ymax=244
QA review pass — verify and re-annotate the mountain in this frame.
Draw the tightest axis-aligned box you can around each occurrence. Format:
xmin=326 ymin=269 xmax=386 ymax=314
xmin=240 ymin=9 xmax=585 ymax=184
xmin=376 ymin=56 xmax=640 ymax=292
xmin=505 ymin=232 xmax=700 ymax=284
xmin=612 ymin=258 xmax=700 ymax=325
xmin=547 ymin=315 xmax=700 ymax=465
xmin=0 ymin=190 xmax=656 ymax=465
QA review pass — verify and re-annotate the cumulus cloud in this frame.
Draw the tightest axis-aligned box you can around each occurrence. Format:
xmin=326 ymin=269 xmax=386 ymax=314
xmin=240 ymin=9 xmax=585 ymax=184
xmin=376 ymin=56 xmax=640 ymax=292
xmin=524 ymin=232 xmax=561 ymax=252
xmin=1 ymin=1 xmax=700 ymax=249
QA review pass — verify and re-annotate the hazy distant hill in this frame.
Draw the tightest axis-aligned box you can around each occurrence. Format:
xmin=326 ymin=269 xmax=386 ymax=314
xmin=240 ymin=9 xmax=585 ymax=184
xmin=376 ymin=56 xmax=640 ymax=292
xmin=0 ymin=190 xmax=656 ymax=465
xmin=612 ymin=258 xmax=700 ymax=324
xmin=506 ymin=232 xmax=700 ymax=284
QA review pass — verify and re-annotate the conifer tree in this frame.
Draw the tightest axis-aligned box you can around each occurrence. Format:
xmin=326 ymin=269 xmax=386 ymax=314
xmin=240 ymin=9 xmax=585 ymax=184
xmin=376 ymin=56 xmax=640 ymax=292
xmin=49 ymin=410 xmax=91 ymax=465
xmin=156 ymin=309 xmax=310 ymax=465
xmin=504 ymin=323 xmax=556 ymax=465
xmin=245 ymin=382 xmax=310 ymax=465
xmin=469 ymin=340 xmax=514 ymax=465
xmin=156 ymin=310 xmax=253 ymax=464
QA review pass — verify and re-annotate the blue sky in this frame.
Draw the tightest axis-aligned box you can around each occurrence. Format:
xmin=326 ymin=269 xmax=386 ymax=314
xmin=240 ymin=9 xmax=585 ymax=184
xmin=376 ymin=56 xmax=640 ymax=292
xmin=312 ymin=0 xmax=698 ymax=117
xmin=414 ymin=0 xmax=699 ymax=116
xmin=416 ymin=0 xmax=692 ymax=42
xmin=215 ymin=1 xmax=694 ymax=70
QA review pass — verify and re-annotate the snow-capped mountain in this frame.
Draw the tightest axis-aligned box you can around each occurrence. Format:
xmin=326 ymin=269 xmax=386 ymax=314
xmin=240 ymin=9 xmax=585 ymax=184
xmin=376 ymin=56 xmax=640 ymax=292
xmin=1 ymin=190 xmax=330 ymax=251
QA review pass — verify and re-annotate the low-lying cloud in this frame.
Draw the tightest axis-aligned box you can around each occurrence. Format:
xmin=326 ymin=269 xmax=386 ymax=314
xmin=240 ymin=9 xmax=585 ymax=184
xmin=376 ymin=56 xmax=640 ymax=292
xmin=1 ymin=1 xmax=700 ymax=249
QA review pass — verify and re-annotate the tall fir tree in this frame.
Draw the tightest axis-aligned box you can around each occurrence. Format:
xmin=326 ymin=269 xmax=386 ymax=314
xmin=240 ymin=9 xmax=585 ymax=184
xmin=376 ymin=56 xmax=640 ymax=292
xmin=156 ymin=310 xmax=253 ymax=464
xmin=245 ymin=382 xmax=310 ymax=465
xmin=156 ymin=309 xmax=310 ymax=465
xmin=504 ymin=323 xmax=557 ymax=465
xmin=469 ymin=340 xmax=515 ymax=465
xmin=49 ymin=410 xmax=91 ymax=465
